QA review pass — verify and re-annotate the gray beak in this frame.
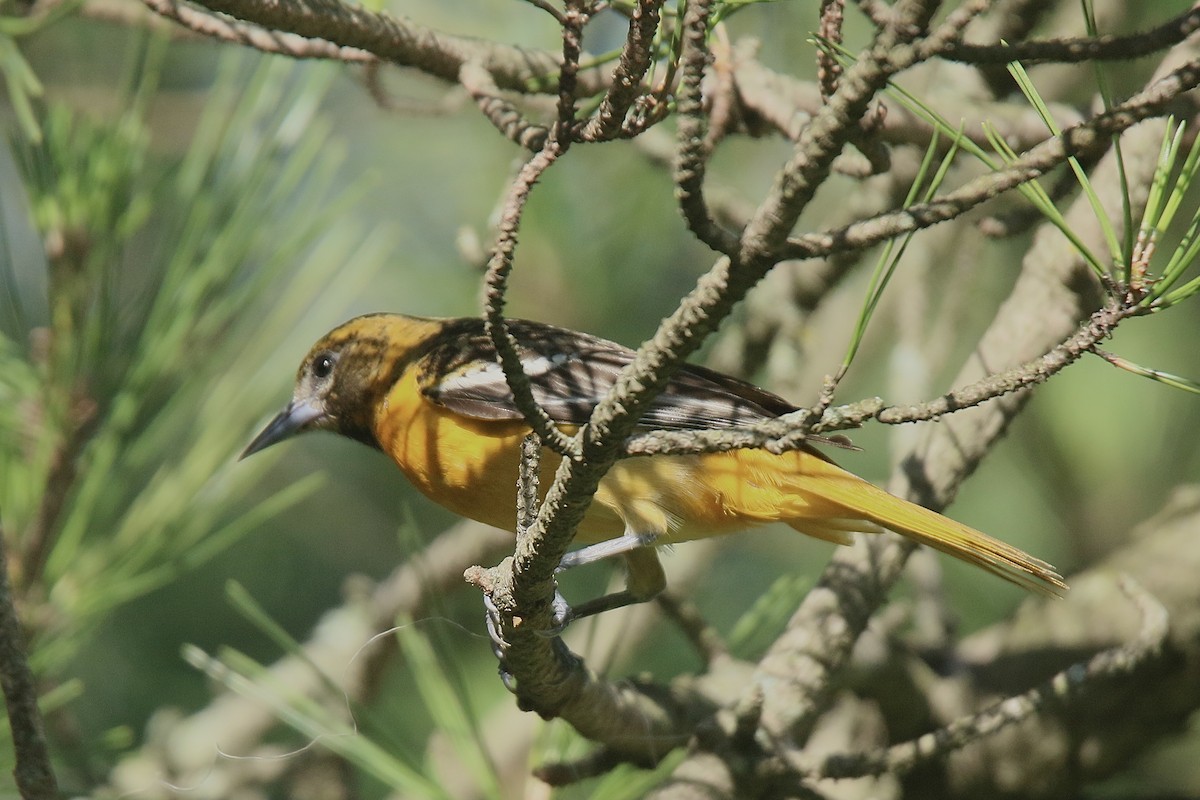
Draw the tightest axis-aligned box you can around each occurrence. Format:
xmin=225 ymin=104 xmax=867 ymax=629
xmin=240 ymin=400 xmax=324 ymax=460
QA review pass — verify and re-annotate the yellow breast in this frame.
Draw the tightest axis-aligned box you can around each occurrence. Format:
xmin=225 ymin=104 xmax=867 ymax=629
xmin=372 ymin=369 xmax=625 ymax=539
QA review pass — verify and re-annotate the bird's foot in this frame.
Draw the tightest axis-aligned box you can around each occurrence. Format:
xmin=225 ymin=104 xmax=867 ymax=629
xmin=482 ymin=594 xmax=518 ymax=694
xmin=535 ymin=589 xmax=647 ymax=638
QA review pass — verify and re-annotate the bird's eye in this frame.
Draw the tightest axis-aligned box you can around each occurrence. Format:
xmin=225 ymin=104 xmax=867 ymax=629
xmin=312 ymin=352 xmax=336 ymax=380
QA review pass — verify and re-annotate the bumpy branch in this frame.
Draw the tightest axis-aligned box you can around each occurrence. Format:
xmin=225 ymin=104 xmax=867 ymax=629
xmin=139 ymin=0 xmax=374 ymax=60
xmin=183 ymin=0 xmax=610 ymax=92
xmin=579 ymin=0 xmax=664 ymax=142
xmin=936 ymin=5 xmax=1200 ymax=64
xmin=674 ymin=0 xmax=741 ymax=255
xmin=472 ymin=0 xmax=708 ymax=759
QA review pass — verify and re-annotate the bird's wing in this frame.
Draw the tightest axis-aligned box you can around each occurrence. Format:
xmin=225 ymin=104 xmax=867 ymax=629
xmin=415 ymin=319 xmax=799 ymax=431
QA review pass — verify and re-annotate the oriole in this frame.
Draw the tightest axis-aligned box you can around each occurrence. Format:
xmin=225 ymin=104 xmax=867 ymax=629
xmin=242 ymin=313 xmax=1066 ymax=614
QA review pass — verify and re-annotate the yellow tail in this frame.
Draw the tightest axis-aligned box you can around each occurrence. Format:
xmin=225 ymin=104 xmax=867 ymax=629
xmin=779 ymin=452 xmax=1066 ymax=596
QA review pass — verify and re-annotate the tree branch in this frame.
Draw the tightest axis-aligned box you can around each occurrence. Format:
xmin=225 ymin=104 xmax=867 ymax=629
xmin=139 ymin=0 xmax=374 ymax=61
xmin=815 ymin=575 xmax=1169 ymax=780
xmin=579 ymin=0 xmax=664 ymax=142
xmin=782 ymin=56 xmax=1200 ymax=261
xmin=0 ymin=528 xmax=59 ymax=800
xmin=183 ymin=0 xmax=609 ymax=93
xmin=935 ymin=5 xmax=1200 ymax=64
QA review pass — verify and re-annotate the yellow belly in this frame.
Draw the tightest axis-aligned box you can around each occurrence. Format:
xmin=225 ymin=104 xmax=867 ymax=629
xmin=372 ymin=370 xmax=787 ymax=543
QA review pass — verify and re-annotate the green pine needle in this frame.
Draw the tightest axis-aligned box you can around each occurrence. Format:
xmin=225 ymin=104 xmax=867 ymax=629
xmin=1093 ymin=348 xmax=1200 ymax=395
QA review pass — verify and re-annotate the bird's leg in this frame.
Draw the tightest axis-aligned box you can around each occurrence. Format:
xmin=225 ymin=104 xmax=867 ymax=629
xmin=549 ymin=533 xmax=664 ymax=629
xmin=557 ymin=531 xmax=660 ymax=569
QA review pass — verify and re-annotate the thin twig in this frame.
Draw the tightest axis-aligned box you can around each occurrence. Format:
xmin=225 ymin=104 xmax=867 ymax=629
xmin=18 ymin=394 xmax=96 ymax=593
xmin=729 ymin=55 xmax=1084 ymax=153
xmin=459 ymin=61 xmax=549 ymax=150
xmin=736 ymin=0 xmax=934 ymax=266
xmin=481 ymin=149 xmax=580 ymax=457
xmin=673 ymin=0 xmax=740 ymax=255
xmin=480 ymin=2 xmax=588 ymax=458
xmin=518 ymin=0 xmax=567 ymax=26
xmin=611 ymin=207 xmax=1142 ymax=466
xmin=916 ymin=0 xmax=991 ymax=56
xmin=473 ymin=1 xmax=706 ymax=757
xmin=817 ymin=0 xmax=845 ymax=102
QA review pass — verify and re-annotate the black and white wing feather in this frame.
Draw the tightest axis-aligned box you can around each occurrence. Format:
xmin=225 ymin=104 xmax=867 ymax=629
xmin=415 ymin=318 xmax=799 ymax=431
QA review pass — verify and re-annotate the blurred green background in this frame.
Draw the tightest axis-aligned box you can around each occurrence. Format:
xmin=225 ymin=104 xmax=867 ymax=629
xmin=1 ymin=1 xmax=1199 ymax=797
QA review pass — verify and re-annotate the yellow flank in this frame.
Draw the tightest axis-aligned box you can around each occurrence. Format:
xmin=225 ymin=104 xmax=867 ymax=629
xmin=243 ymin=313 xmax=1067 ymax=598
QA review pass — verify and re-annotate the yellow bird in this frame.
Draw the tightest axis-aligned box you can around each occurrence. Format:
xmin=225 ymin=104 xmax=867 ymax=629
xmin=243 ymin=314 xmax=1065 ymax=617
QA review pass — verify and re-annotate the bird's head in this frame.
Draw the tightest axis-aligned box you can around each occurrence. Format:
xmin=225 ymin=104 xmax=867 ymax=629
xmin=241 ymin=315 xmax=417 ymax=458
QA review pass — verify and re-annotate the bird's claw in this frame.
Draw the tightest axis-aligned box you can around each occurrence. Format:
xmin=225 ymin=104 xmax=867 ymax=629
xmin=482 ymin=594 xmax=518 ymax=693
xmin=533 ymin=590 xmax=575 ymax=638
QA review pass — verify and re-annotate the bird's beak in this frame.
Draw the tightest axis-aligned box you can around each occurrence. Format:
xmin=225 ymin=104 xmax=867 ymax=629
xmin=240 ymin=399 xmax=325 ymax=460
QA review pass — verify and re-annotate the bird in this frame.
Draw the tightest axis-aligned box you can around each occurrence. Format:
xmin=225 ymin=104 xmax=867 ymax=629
xmin=242 ymin=313 xmax=1066 ymax=619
